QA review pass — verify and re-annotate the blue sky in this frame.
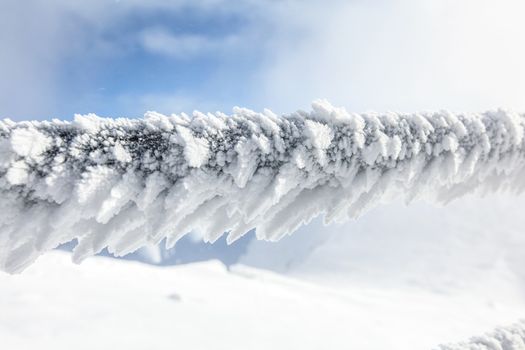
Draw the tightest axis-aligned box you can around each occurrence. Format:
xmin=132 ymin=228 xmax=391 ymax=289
xmin=1 ymin=0 xmax=283 ymax=118
xmin=2 ymin=0 xmax=525 ymax=120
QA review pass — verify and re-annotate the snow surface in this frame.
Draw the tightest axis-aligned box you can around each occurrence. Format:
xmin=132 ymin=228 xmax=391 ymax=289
xmin=1 ymin=250 xmax=524 ymax=350
xmin=2 ymin=100 xmax=525 ymax=272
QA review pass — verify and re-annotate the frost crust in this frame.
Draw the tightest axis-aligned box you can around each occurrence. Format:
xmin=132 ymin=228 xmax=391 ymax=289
xmin=439 ymin=322 xmax=525 ymax=350
xmin=1 ymin=100 xmax=525 ymax=272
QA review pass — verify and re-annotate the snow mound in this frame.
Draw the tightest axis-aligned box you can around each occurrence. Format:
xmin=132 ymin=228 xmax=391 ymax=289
xmin=1 ymin=100 xmax=525 ymax=272
xmin=2 ymin=251 xmax=525 ymax=350
xmin=439 ymin=322 xmax=525 ymax=350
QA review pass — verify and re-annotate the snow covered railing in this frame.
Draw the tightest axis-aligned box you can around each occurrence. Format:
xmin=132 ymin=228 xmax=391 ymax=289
xmin=1 ymin=100 xmax=525 ymax=273
xmin=438 ymin=321 xmax=525 ymax=350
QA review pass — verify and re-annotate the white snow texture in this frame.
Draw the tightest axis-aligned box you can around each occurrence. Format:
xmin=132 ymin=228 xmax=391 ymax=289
xmin=1 ymin=100 xmax=525 ymax=273
xmin=439 ymin=322 xmax=525 ymax=350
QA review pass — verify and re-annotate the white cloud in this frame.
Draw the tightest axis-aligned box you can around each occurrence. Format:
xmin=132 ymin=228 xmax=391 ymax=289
xmin=139 ymin=29 xmax=238 ymax=58
xmin=255 ymin=0 xmax=525 ymax=113
xmin=116 ymin=91 xmax=220 ymax=115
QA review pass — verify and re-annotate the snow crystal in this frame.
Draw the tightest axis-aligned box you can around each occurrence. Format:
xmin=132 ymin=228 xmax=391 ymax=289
xmin=113 ymin=142 xmax=132 ymax=163
xmin=1 ymin=100 xmax=525 ymax=273
xmin=10 ymin=127 xmax=50 ymax=160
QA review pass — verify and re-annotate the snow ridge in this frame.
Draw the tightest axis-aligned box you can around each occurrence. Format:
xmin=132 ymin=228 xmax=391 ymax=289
xmin=1 ymin=100 xmax=525 ymax=273
xmin=438 ymin=322 xmax=525 ymax=350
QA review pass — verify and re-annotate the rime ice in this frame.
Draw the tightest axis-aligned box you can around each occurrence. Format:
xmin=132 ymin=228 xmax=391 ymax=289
xmin=439 ymin=322 xmax=525 ymax=350
xmin=1 ymin=100 xmax=525 ymax=273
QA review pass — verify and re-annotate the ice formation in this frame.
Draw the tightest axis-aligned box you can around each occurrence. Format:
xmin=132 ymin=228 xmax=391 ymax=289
xmin=1 ymin=100 xmax=525 ymax=273
xmin=439 ymin=322 xmax=525 ymax=350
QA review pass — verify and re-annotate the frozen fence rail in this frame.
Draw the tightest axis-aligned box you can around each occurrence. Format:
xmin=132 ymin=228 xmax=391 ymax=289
xmin=1 ymin=100 xmax=525 ymax=273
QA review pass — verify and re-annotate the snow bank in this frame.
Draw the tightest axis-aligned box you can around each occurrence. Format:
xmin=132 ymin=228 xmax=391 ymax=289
xmin=1 ymin=100 xmax=525 ymax=273
xmin=439 ymin=322 xmax=525 ymax=350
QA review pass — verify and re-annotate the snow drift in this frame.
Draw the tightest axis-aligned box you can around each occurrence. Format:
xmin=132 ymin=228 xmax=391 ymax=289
xmin=1 ymin=100 xmax=525 ymax=273
xmin=439 ymin=322 xmax=525 ymax=350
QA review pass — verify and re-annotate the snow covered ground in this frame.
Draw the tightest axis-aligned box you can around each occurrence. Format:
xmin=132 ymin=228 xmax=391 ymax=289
xmin=1 ymin=251 xmax=523 ymax=350
xmin=2 ymin=193 xmax=525 ymax=350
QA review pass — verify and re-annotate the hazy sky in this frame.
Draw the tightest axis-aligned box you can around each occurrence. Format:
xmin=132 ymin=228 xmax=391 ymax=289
xmin=2 ymin=0 xmax=525 ymax=120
